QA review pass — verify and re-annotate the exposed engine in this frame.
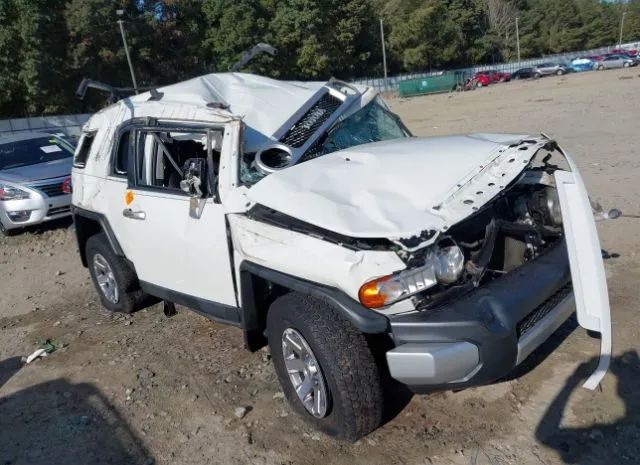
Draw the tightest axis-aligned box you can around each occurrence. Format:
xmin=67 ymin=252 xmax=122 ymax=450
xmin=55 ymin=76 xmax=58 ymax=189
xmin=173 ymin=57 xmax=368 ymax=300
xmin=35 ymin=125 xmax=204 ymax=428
xmin=409 ymin=170 xmax=565 ymax=310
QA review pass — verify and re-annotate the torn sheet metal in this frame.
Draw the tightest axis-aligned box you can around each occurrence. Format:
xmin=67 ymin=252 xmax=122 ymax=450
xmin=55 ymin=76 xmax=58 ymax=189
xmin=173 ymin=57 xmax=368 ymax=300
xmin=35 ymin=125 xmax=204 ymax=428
xmin=128 ymin=73 xmax=329 ymax=153
xmin=555 ymin=148 xmax=612 ymax=390
xmin=247 ymin=134 xmax=542 ymax=242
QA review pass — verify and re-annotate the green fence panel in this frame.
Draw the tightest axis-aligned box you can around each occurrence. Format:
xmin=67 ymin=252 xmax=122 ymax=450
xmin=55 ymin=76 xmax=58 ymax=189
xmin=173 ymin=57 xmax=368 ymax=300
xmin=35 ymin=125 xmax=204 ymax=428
xmin=398 ymin=72 xmax=468 ymax=97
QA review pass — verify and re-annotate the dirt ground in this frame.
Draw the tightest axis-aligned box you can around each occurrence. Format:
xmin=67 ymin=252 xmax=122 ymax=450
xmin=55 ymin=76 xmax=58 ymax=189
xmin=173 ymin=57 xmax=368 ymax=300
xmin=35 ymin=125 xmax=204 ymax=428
xmin=1 ymin=68 xmax=639 ymax=465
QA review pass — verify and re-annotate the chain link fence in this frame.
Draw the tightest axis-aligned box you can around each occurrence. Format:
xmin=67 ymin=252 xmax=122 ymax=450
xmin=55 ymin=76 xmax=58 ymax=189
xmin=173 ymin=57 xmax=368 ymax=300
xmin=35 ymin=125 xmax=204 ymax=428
xmin=353 ymin=40 xmax=640 ymax=93
xmin=0 ymin=114 xmax=91 ymax=139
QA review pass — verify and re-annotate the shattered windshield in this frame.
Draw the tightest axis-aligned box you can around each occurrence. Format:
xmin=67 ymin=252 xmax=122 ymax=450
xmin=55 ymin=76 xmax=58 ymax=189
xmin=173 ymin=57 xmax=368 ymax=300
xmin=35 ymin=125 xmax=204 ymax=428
xmin=240 ymin=97 xmax=410 ymax=185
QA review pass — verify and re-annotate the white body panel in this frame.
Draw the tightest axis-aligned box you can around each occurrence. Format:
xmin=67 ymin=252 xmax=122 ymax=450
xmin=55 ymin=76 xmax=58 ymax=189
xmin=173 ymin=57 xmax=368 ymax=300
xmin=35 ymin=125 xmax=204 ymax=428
xmin=555 ymin=153 xmax=612 ymax=390
xmin=119 ymin=192 xmax=237 ymax=306
xmin=228 ymin=214 xmax=413 ymax=314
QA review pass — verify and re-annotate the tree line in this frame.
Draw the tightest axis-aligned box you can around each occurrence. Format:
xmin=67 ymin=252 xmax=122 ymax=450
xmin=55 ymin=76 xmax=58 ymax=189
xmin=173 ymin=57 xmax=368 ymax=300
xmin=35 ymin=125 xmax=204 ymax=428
xmin=0 ymin=0 xmax=638 ymax=117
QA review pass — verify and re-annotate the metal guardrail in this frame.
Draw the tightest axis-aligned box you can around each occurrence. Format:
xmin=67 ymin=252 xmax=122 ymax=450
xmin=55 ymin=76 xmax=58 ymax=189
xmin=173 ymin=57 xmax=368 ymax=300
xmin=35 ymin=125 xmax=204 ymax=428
xmin=0 ymin=113 xmax=91 ymax=139
xmin=353 ymin=40 xmax=640 ymax=93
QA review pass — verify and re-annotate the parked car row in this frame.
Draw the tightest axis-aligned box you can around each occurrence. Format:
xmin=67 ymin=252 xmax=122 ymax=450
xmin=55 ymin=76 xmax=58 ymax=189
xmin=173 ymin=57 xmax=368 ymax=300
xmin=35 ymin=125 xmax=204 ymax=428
xmin=0 ymin=132 xmax=74 ymax=235
xmin=473 ymin=50 xmax=638 ymax=88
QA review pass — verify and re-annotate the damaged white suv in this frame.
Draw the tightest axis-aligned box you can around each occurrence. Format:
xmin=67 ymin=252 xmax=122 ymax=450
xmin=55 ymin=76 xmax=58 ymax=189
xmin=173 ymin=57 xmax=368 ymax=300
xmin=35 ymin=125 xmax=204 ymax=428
xmin=72 ymin=73 xmax=611 ymax=440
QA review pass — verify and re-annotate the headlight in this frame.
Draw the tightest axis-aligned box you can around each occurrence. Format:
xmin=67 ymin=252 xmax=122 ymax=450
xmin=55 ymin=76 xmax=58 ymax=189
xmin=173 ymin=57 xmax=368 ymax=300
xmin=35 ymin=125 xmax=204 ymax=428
xmin=545 ymin=187 xmax=563 ymax=226
xmin=433 ymin=245 xmax=465 ymax=284
xmin=359 ymin=244 xmax=465 ymax=308
xmin=0 ymin=184 xmax=30 ymax=201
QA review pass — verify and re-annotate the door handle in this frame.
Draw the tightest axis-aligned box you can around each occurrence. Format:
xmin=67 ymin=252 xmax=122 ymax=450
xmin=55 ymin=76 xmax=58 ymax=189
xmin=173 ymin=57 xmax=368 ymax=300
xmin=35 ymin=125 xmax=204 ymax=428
xmin=122 ymin=208 xmax=146 ymax=220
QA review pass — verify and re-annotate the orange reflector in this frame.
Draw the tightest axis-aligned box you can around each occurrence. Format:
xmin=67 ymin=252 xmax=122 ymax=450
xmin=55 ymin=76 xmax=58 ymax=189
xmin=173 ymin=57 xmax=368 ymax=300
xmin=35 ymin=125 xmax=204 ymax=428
xmin=358 ymin=275 xmax=391 ymax=309
xmin=125 ymin=190 xmax=134 ymax=206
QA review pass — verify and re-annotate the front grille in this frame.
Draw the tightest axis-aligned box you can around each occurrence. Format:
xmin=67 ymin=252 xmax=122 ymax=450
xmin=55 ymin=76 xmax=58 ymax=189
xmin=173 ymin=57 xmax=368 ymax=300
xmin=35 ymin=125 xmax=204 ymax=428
xmin=517 ymin=284 xmax=573 ymax=338
xmin=279 ymin=92 xmax=342 ymax=148
xmin=33 ymin=182 xmax=66 ymax=197
xmin=47 ymin=206 xmax=70 ymax=216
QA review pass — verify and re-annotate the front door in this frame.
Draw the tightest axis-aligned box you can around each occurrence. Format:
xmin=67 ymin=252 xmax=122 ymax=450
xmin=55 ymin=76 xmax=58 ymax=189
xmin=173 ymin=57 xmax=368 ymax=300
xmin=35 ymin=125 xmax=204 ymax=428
xmin=117 ymin=122 xmax=238 ymax=316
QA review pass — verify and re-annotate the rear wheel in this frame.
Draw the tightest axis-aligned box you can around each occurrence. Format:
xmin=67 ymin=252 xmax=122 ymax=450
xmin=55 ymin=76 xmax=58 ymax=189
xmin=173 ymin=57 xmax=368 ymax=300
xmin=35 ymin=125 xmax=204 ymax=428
xmin=267 ymin=292 xmax=384 ymax=441
xmin=556 ymin=69 xmax=564 ymax=75
xmin=86 ymin=233 xmax=156 ymax=313
xmin=598 ymin=65 xmax=605 ymax=71
xmin=623 ymin=62 xmax=630 ymax=68
xmin=534 ymin=72 xmax=541 ymax=79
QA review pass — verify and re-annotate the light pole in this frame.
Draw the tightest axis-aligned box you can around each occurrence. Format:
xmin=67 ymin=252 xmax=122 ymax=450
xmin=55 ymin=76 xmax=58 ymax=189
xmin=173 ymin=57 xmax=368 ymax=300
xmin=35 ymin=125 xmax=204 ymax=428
xmin=619 ymin=11 xmax=627 ymax=48
xmin=380 ymin=19 xmax=388 ymax=92
xmin=515 ymin=17 xmax=521 ymax=64
xmin=116 ymin=9 xmax=139 ymax=94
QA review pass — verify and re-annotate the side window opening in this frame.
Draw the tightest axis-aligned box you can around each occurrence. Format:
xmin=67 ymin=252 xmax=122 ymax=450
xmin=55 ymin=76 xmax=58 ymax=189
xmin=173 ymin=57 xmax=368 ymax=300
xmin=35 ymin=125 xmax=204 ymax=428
xmin=113 ymin=130 xmax=130 ymax=175
xmin=133 ymin=128 xmax=223 ymax=197
xmin=74 ymin=131 xmax=97 ymax=168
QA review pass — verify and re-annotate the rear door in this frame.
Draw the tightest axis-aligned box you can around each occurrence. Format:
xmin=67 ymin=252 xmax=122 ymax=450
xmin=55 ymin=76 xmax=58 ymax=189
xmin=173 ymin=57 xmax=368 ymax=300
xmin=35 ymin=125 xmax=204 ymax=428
xmin=115 ymin=121 xmax=239 ymax=319
xmin=555 ymin=150 xmax=612 ymax=389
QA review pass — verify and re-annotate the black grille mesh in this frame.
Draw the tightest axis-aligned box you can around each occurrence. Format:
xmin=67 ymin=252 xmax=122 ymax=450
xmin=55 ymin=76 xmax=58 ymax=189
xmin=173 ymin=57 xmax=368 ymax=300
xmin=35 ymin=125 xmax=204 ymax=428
xmin=279 ymin=92 xmax=342 ymax=148
xmin=47 ymin=206 xmax=71 ymax=216
xmin=33 ymin=182 xmax=66 ymax=197
xmin=517 ymin=284 xmax=573 ymax=338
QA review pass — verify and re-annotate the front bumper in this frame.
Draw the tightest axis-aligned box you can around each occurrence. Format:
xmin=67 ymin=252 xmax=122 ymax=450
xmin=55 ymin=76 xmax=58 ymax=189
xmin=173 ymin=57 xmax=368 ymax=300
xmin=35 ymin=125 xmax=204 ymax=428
xmin=386 ymin=240 xmax=573 ymax=392
xmin=0 ymin=180 xmax=71 ymax=230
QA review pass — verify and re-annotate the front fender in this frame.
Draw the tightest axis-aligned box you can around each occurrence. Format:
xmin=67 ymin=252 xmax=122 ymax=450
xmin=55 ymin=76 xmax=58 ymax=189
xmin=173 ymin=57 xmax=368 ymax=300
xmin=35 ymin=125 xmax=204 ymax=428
xmin=555 ymin=146 xmax=612 ymax=390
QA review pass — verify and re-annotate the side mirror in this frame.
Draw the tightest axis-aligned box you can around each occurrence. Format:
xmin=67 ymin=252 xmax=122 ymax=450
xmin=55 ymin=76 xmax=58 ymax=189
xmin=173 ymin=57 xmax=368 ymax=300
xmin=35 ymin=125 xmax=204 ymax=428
xmin=179 ymin=159 xmax=206 ymax=198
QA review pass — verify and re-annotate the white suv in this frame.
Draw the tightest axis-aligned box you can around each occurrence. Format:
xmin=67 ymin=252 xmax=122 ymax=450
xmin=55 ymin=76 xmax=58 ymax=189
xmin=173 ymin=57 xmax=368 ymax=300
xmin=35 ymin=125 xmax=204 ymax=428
xmin=72 ymin=73 xmax=612 ymax=440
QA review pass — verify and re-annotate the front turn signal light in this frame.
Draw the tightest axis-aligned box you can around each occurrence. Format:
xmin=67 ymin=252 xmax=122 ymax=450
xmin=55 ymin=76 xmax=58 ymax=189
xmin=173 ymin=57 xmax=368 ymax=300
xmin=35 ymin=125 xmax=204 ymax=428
xmin=359 ymin=275 xmax=394 ymax=309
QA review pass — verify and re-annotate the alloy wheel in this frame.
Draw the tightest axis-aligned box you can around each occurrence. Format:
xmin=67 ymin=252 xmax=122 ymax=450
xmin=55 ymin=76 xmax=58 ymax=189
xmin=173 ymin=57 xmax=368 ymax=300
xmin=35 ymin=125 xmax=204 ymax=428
xmin=281 ymin=328 xmax=329 ymax=418
xmin=93 ymin=253 xmax=119 ymax=304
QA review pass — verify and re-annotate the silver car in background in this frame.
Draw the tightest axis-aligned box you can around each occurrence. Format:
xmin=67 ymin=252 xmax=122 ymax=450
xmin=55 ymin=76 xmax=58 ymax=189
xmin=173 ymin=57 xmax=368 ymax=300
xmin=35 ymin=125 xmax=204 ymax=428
xmin=532 ymin=62 xmax=571 ymax=77
xmin=594 ymin=54 xmax=637 ymax=70
xmin=0 ymin=133 xmax=74 ymax=235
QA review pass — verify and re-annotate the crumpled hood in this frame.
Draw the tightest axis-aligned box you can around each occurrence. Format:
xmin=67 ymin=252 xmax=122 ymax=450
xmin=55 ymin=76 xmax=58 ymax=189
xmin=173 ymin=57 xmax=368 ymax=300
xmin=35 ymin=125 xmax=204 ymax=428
xmin=247 ymin=134 xmax=548 ymax=241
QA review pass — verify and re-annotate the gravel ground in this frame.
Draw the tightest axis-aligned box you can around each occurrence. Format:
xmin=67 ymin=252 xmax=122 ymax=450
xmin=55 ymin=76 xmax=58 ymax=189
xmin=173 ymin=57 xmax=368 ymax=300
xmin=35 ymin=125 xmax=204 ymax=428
xmin=1 ymin=68 xmax=639 ymax=465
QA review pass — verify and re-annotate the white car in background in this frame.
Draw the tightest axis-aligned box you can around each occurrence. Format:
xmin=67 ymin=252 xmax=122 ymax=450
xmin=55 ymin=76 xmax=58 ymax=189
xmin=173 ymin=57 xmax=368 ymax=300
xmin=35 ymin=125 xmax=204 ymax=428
xmin=71 ymin=73 xmax=612 ymax=440
xmin=0 ymin=133 xmax=74 ymax=235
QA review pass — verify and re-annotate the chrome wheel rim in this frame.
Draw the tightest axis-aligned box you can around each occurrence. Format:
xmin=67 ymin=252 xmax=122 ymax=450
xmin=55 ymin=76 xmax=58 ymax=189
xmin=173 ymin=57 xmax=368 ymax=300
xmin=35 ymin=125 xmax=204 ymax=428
xmin=281 ymin=328 xmax=329 ymax=418
xmin=93 ymin=253 xmax=119 ymax=304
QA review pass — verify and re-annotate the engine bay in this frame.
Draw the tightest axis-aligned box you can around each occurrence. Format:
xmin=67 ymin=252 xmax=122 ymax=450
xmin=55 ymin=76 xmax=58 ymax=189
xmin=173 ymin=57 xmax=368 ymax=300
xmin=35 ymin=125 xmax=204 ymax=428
xmin=409 ymin=168 xmax=565 ymax=310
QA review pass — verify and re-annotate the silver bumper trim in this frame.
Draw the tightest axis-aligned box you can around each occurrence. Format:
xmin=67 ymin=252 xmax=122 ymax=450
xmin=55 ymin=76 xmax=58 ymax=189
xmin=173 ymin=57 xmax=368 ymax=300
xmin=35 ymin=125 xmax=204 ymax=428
xmin=516 ymin=293 xmax=575 ymax=365
xmin=386 ymin=341 xmax=479 ymax=386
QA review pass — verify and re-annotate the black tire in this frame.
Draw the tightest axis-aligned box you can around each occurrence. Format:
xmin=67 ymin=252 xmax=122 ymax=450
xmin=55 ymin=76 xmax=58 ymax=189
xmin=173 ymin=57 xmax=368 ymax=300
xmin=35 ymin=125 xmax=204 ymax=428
xmin=598 ymin=65 xmax=605 ymax=71
xmin=86 ymin=233 xmax=155 ymax=313
xmin=623 ymin=62 xmax=630 ymax=68
xmin=534 ymin=72 xmax=541 ymax=79
xmin=267 ymin=292 xmax=383 ymax=441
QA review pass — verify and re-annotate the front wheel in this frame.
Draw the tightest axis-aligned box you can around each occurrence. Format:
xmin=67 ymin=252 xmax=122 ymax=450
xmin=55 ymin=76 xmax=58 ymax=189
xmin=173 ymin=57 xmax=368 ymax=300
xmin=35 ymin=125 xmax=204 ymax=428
xmin=534 ymin=73 xmax=541 ymax=79
xmin=556 ymin=69 xmax=564 ymax=75
xmin=623 ymin=62 xmax=630 ymax=68
xmin=267 ymin=292 xmax=384 ymax=441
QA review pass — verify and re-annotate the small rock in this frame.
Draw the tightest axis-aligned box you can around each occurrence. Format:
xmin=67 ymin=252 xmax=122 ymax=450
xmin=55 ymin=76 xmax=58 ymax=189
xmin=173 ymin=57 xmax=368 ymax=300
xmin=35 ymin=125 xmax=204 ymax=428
xmin=55 ymin=270 xmax=64 ymax=276
xmin=125 ymin=388 xmax=134 ymax=396
xmin=273 ymin=392 xmax=285 ymax=400
xmin=234 ymin=407 xmax=248 ymax=419
xmin=53 ymin=320 xmax=61 ymax=326
xmin=137 ymin=368 xmax=155 ymax=380
xmin=79 ymin=415 xmax=90 ymax=425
